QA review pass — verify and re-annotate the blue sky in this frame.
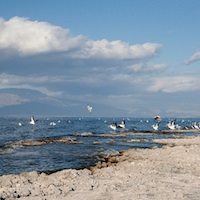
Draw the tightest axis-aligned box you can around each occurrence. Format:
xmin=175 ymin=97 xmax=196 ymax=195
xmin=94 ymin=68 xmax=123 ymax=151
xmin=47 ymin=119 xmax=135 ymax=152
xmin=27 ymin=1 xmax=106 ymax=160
xmin=0 ymin=0 xmax=200 ymax=117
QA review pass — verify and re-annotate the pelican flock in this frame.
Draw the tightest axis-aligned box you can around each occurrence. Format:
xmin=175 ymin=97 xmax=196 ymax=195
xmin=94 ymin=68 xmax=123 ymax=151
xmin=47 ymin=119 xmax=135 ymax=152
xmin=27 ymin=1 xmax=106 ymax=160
xmin=18 ymin=112 xmax=200 ymax=134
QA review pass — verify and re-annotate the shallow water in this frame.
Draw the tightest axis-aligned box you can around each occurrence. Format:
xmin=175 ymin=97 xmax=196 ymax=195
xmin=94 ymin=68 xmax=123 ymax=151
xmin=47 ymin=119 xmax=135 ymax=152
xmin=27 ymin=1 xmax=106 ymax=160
xmin=0 ymin=116 xmax=199 ymax=176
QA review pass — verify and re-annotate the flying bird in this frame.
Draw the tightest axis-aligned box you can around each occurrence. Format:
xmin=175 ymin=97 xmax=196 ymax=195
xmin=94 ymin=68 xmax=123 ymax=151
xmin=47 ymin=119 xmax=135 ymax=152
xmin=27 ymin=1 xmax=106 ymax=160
xmin=87 ymin=104 xmax=93 ymax=113
xmin=29 ymin=116 xmax=36 ymax=125
xmin=154 ymin=115 xmax=162 ymax=121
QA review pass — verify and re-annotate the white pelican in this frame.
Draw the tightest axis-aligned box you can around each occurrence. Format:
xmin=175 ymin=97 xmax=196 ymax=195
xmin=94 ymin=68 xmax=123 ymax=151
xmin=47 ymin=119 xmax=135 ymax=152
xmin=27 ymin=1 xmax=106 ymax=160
xmin=87 ymin=104 xmax=92 ymax=113
xmin=29 ymin=116 xmax=36 ymax=125
xmin=167 ymin=121 xmax=174 ymax=130
xmin=154 ymin=115 xmax=162 ymax=121
xmin=192 ymin=121 xmax=199 ymax=129
xmin=152 ymin=121 xmax=161 ymax=131
xmin=50 ymin=122 xmax=56 ymax=126
xmin=108 ymin=122 xmax=117 ymax=131
xmin=169 ymin=119 xmax=181 ymax=130
xmin=117 ymin=120 xmax=126 ymax=129
xmin=108 ymin=120 xmax=126 ymax=131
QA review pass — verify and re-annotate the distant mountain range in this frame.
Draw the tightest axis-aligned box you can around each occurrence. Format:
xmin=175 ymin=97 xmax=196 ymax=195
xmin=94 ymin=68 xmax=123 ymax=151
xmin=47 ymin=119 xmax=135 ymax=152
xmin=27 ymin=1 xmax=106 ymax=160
xmin=0 ymin=88 xmax=90 ymax=116
xmin=0 ymin=88 xmax=124 ymax=117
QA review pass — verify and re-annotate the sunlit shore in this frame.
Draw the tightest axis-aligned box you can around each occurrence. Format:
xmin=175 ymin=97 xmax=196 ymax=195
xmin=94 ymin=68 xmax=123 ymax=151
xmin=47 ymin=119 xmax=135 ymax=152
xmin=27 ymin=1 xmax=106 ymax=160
xmin=1 ymin=135 xmax=200 ymax=200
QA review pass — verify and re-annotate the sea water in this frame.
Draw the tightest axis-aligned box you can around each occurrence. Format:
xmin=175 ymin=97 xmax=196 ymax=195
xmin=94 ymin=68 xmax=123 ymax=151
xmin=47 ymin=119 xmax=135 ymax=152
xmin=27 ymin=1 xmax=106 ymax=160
xmin=0 ymin=116 xmax=199 ymax=176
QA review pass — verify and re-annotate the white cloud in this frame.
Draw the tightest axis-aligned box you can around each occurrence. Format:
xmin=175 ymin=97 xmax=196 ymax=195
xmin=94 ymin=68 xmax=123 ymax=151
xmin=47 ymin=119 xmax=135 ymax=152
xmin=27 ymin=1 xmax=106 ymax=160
xmin=0 ymin=73 xmax=65 ymax=85
xmin=72 ymin=39 xmax=161 ymax=59
xmin=109 ymin=62 xmax=168 ymax=86
xmin=148 ymin=76 xmax=200 ymax=93
xmin=183 ymin=51 xmax=200 ymax=65
xmin=111 ymin=73 xmax=132 ymax=82
xmin=0 ymin=17 xmax=162 ymax=61
xmin=126 ymin=63 xmax=168 ymax=72
xmin=0 ymin=16 xmax=85 ymax=56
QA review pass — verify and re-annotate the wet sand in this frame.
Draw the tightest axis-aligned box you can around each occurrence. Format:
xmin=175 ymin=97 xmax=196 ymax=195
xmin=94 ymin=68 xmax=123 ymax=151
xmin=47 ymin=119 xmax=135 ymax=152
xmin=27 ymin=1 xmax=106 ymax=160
xmin=1 ymin=135 xmax=200 ymax=200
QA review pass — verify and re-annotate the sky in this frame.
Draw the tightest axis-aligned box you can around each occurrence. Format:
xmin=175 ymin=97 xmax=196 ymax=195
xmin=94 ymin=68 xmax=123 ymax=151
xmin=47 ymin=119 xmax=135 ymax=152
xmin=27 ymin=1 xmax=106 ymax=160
xmin=0 ymin=0 xmax=200 ymax=117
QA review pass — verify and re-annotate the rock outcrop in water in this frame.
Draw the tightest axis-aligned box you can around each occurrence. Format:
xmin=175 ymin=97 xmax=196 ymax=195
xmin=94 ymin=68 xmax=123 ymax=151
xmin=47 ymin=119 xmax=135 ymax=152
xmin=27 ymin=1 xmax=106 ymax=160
xmin=12 ymin=137 xmax=82 ymax=146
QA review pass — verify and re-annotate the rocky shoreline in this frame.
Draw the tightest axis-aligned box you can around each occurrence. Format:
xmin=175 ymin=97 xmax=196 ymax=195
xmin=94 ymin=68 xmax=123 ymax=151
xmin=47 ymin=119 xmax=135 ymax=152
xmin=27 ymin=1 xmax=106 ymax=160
xmin=1 ymin=135 xmax=200 ymax=200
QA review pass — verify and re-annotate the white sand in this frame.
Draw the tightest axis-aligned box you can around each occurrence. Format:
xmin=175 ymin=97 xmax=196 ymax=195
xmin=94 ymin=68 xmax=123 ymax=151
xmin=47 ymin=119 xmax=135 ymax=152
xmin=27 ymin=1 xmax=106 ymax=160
xmin=1 ymin=136 xmax=200 ymax=200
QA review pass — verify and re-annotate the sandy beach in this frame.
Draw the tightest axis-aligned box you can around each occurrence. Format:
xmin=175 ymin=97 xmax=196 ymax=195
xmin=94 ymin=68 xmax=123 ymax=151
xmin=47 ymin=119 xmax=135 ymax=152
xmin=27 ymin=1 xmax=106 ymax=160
xmin=1 ymin=135 xmax=200 ymax=200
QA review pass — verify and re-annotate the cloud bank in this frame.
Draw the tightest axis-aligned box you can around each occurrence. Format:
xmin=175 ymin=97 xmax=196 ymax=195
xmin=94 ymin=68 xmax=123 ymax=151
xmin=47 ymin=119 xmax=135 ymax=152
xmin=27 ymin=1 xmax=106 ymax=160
xmin=148 ymin=76 xmax=200 ymax=93
xmin=0 ymin=17 xmax=84 ymax=56
xmin=0 ymin=17 xmax=161 ymax=60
